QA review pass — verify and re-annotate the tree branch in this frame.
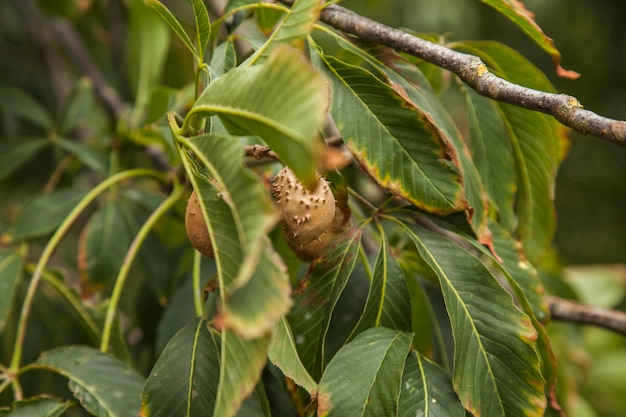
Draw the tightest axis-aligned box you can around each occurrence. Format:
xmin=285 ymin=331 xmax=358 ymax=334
xmin=280 ymin=0 xmax=626 ymax=147
xmin=549 ymin=296 xmax=626 ymax=336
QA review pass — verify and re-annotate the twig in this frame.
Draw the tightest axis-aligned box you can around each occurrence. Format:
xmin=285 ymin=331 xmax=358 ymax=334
xmin=279 ymin=0 xmax=626 ymax=147
xmin=244 ymin=144 xmax=279 ymax=160
xmin=549 ymin=296 xmax=626 ymax=336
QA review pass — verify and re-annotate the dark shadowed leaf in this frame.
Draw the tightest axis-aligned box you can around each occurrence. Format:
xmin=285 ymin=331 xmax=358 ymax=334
xmin=317 ymin=327 xmax=413 ymax=416
xmin=0 ymin=251 xmax=22 ymax=333
xmin=0 ymin=85 xmax=55 ymax=130
xmin=287 ymin=226 xmax=363 ymax=380
xmin=29 ymin=346 xmax=145 ymax=417
xmin=141 ymin=318 xmax=219 ymax=417
xmin=398 ymin=351 xmax=465 ymax=417
xmin=404 ymin=222 xmax=546 ymax=417
xmin=0 ymin=397 xmax=71 ymax=417
xmin=0 ymin=138 xmax=49 ymax=182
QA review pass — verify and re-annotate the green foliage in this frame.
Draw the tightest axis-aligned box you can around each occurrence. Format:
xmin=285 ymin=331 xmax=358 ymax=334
xmin=0 ymin=0 xmax=622 ymax=416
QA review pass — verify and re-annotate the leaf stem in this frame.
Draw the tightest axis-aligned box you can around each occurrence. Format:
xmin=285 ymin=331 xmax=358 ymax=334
xmin=8 ymin=169 xmax=166 ymax=373
xmin=192 ymin=251 xmax=206 ymax=318
xmin=100 ymin=179 xmax=184 ymax=353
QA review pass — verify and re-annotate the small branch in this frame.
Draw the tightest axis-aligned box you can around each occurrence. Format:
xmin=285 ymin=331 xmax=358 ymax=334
xmin=244 ymin=144 xmax=279 ymax=160
xmin=549 ymin=296 xmax=626 ymax=336
xmin=279 ymin=1 xmax=626 ymax=147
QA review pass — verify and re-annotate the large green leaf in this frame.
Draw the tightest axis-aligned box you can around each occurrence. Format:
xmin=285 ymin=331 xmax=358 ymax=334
xmin=316 ymin=51 xmax=465 ymax=215
xmin=0 ymin=251 xmax=22 ymax=333
xmin=287 ymin=226 xmax=363 ymax=380
xmin=398 ymin=351 xmax=465 ymax=417
xmin=248 ymin=0 xmax=321 ymax=63
xmin=317 ymin=327 xmax=413 ymax=416
xmin=0 ymin=397 xmax=70 ymax=417
xmin=453 ymin=41 xmax=567 ymax=263
xmin=5 ymin=188 xmax=87 ymax=242
xmin=268 ymin=316 xmax=318 ymax=395
xmin=351 ymin=232 xmax=411 ymax=336
xmin=28 ymin=346 xmax=145 ymax=417
xmin=0 ymin=138 xmax=49 ymax=182
xmin=404 ymin=222 xmax=546 ymax=417
xmin=477 ymin=0 xmax=578 ymax=78
xmin=214 ymin=331 xmax=269 ymax=417
xmin=189 ymin=46 xmax=328 ymax=189
xmin=142 ymin=318 xmax=219 ymax=417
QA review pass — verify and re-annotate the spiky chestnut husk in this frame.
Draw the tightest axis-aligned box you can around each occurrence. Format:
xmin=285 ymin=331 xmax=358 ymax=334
xmin=185 ymin=190 xmax=214 ymax=258
xmin=272 ymin=166 xmax=335 ymax=248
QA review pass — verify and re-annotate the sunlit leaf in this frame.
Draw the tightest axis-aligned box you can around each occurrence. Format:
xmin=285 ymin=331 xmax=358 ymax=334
xmin=142 ymin=318 xmax=219 ymax=416
xmin=316 ymin=51 xmax=465 ymax=215
xmin=398 ymin=351 xmax=465 ymax=417
xmin=0 ymin=138 xmax=49 ymax=182
xmin=29 ymin=346 xmax=145 ymax=417
xmin=5 ymin=188 xmax=87 ymax=242
xmin=287 ymin=226 xmax=363 ymax=380
xmin=404 ymin=222 xmax=546 ymax=417
xmin=0 ymin=397 xmax=71 ymax=417
xmin=189 ymin=45 xmax=328 ymax=189
xmin=0 ymin=251 xmax=22 ymax=333
xmin=268 ymin=316 xmax=318 ymax=395
xmin=317 ymin=327 xmax=413 ymax=416
xmin=477 ymin=0 xmax=579 ymax=78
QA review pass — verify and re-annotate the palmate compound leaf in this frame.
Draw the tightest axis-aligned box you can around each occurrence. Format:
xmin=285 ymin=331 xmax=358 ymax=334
xmin=317 ymin=327 xmax=413 ymax=417
xmin=181 ymin=133 xmax=291 ymax=339
xmin=28 ymin=346 xmax=145 ymax=417
xmin=452 ymin=40 xmax=569 ymax=263
xmin=398 ymin=351 xmax=465 ymax=417
xmin=287 ymin=226 xmax=363 ymax=380
xmin=189 ymin=45 xmax=328 ymax=189
xmin=314 ymin=50 xmax=466 ymax=216
xmin=403 ymin=222 xmax=546 ymax=417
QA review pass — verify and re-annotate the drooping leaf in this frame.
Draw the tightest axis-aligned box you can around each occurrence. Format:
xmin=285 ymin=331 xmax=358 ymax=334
xmin=477 ymin=0 xmax=579 ymax=78
xmin=268 ymin=316 xmax=318 ymax=395
xmin=142 ymin=318 xmax=219 ymax=417
xmin=404 ymin=222 xmax=546 ymax=417
xmin=315 ymin=51 xmax=465 ymax=215
xmin=0 ymin=397 xmax=71 ymax=417
xmin=214 ymin=330 xmax=269 ymax=417
xmin=248 ymin=0 xmax=321 ymax=63
xmin=398 ymin=351 xmax=465 ymax=417
xmin=287 ymin=226 xmax=362 ymax=380
xmin=0 ymin=84 xmax=55 ymax=130
xmin=5 ymin=188 xmax=87 ymax=242
xmin=317 ymin=327 xmax=413 ymax=416
xmin=453 ymin=40 xmax=568 ymax=263
xmin=145 ymin=0 xmax=198 ymax=61
xmin=0 ymin=251 xmax=22 ymax=333
xmin=29 ymin=346 xmax=145 ymax=417
xmin=59 ymin=139 xmax=109 ymax=175
xmin=0 ymin=138 xmax=49 ymax=182
xmin=461 ymin=85 xmax=517 ymax=231
xmin=191 ymin=0 xmax=211 ymax=59
xmin=351 ymin=232 xmax=411 ymax=337
xmin=189 ymin=45 xmax=328 ymax=189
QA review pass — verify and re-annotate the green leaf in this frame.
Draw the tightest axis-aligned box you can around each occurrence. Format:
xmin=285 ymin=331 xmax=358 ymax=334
xmin=316 ymin=51 xmax=465 ymax=215
xmin=142 ymin=318 xmax=219 ymax=417
xmin=287 ymin=226 xmax=363 ymax=380
xmin=268 ymin=317 xmax=318 ymax=395
xmin=59 ymin=139 xmax=109 ymax=174
xmin=404 ymin=222 xmax=546 ymax=417
xmin=5 ymin=188 xmax=87 ymax=241
xmin=29 ymin=346 xmax=145 ymax=417
xmin=0 ymin=397 xmax=71 ymax=417
xmin=0 ymin=138 xmax=49 ymax=182
xmin=189 ymin=45 xmax=328 ymax=189
xmin=210 ymin=40 xmax=237 ymax=76
xmin=191 ymin=0 xmax=211 ymax=59
xmin=0 ymin=251 xmax=22 ymax=333
xmin=317 ymin=327 xmax=413 ymax=416
xmin=453 ymin=41 xmax=567 ymax=262
xmin=215 ymin=331 xmax=269 ymax=417
xmin=249 ymin=0 xmax=321 ymax=63
xmin=0 ymin=84 xmax=55 ymax=130
xmin=461 ymin=85 xmax=517 ymax=231
xmin=351 ymin=232 xmax=412 ymax=336
xmin=477 ymin=0 xmax=578 ymax=78
xmin=398 ymin=351 xmax=465 ymax=417
xmin=146 ymin=0 xmax=198 ymax=61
